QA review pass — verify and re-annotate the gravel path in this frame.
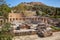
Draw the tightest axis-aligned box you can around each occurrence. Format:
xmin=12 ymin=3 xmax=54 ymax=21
xmin=12 ymin=32 xmax=60 ymax=40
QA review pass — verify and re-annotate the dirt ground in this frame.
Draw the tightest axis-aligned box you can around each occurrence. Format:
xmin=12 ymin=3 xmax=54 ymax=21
xmin=12 ymin=32 xmax=60 ymax=40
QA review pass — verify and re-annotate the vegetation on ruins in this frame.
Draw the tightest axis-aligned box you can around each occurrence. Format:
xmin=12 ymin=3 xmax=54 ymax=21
xmin=0 ymin=1 xmax=13 ymax=39
xmin=51 ymin=26 xmax=60 ymax=31
xmin=0 ymin=0 xmax=60 ymax=40
xmin=0 ymin=0 xmax=11 ymax=23
xmin=0 ymin=22 xmax=13 ymax=40
xmin=0 ymin=0 xmax=60 ymax=18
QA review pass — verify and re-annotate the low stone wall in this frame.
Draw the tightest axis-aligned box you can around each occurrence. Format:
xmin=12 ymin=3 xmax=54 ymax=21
xmin=14 ymin=31 xmax=36 ymax=36
xmin=12 ymin=35 xmax=38 ymax=40
xmin=12 ymin=32 xmax=60 ymax=40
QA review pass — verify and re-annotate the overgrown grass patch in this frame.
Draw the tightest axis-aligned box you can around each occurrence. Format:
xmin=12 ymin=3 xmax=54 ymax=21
xmin=51 ymin=26 xmax=60 ymax=31
xmin=0 ymin=32 xmax=14 ymax=40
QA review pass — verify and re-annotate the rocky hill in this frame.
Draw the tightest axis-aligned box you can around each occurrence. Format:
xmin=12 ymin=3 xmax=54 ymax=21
xmin=12 ymin=2 xmax=60 ymax=18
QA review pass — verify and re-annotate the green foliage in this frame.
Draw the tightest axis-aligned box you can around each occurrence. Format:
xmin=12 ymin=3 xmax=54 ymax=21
xmin=7 ymin=2 xmax=60 ymax=17
xmin=2 ymin=23 xmax=11 ymax=32
xmin=51 ymin=26 xmax=60 ymax=31
xmin=0 ymin=22 xmax=13 ymax=40
xmin=0 ymin=34 xmax=12 ymax=40
xmin=36 ymin=10 xmax=40 ymax=16
xmin=0 ymin=31 xmax=13 ymax=40
xmin=0 ymin=4 xmax=11 ymax=18
xmin=0 ymin=0 xmax=11 ymax=23
xmin=49 ymin=16 xmax=60 ymax=18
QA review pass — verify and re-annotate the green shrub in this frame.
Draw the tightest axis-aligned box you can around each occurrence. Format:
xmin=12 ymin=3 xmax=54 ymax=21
xmin=51 ymin=26 xmax=60 ymax=31
xmin=0 ymin=35 xmax=13 ymax=40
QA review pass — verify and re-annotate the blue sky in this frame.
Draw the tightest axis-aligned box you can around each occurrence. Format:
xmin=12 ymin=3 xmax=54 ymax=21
xmin=6 ymin=0 xmax=60 ymax=7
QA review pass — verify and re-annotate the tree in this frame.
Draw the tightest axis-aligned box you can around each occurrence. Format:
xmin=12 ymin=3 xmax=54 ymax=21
xmin=0 ymin=0 xmax=5 ymax=16
xmin=2 ymin=23 xmax=11 ymax=32
xmin=0 ymin=0 xmax=11 ymax=22
xmin=36 ymin=10 xmax=40 ymax=16
xmin=0 ymin=23 xmax=13 ymax=40
xmin=17 ymin=4 xmax=26 ymax=11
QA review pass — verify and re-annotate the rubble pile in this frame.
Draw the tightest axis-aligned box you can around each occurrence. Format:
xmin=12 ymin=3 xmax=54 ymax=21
xmin=36 ymin=23 xmax=52 ymax=37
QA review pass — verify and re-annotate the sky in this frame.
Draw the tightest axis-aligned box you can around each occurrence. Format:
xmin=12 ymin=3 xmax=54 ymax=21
xmin=6 ymin=0 xmax=60 ymax=7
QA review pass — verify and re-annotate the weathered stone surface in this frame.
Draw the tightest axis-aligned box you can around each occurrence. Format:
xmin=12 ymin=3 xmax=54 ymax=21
xmin=36 ymin=23 xmax=52 ymax=37
xmin=12 ymin=32 xmax=60 ymax=40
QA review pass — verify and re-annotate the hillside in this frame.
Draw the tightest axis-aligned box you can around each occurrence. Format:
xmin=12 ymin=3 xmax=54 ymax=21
xmin=12 ymin=2 xmax=60 ymax=18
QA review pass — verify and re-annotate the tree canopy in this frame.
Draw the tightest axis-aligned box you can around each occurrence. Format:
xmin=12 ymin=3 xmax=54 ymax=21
xmin=0 ymin=0 xmax=11 ymax=22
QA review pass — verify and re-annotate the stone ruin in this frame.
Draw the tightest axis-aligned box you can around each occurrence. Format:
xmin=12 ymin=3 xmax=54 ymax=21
xmin=36 ymin=23 xmax=53 ymax=37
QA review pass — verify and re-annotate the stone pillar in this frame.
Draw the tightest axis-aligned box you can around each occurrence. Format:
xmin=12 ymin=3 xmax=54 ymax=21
xmin=43 ymin=18 xmax=45 ymax=23
xmin=36 ymin=17 xmax=38 ymax=21
xmin=37 ymin=17 xmax=38 ymax=21
xmin=45 ymin=18 xmax=48 ymax=24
